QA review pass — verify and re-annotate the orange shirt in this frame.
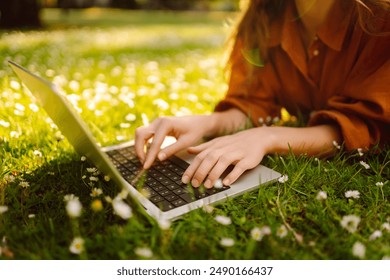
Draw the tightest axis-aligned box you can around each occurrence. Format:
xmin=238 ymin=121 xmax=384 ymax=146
xmin=215 ymin=1 xmax=390 ymax=151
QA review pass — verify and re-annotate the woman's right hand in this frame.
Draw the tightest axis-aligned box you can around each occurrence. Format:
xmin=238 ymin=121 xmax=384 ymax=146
xmin=134 ymin=115 xmax=215 ymax=169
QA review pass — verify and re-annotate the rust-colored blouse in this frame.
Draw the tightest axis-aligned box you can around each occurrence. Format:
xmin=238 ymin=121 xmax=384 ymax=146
xmin=215 ymin=1 xmax=390 ymax=151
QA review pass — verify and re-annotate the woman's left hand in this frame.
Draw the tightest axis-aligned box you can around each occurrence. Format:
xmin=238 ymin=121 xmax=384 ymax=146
xmin=182 ymin=127 xmax=273 ymax=188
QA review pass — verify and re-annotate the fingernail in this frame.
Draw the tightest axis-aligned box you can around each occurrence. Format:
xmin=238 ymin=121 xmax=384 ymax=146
xmin=223 ymin=179 xmax=230 ymax=186
xmin=204 ymin=179 xmax=212 ymax=189
xmin=158 ymin=152 xmax=166 ymax=161
xmin=191 ymin=179 xmax=199 ymax=188
xmin=182 ymin=175 xmax=189 ymax=184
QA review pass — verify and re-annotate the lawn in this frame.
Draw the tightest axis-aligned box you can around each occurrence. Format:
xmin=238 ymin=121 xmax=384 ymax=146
xmin=0 ymin=8 xmax=389 ymax=260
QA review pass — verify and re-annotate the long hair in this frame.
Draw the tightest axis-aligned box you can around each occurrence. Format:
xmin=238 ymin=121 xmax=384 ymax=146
xmin=226 ymin=0 xmax=390 ymax=68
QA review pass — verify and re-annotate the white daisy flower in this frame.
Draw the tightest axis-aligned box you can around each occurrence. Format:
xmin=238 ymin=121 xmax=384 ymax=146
xmin=357 ymin=148 xmax=364 ymax=157
xmin=33 ymin=150 xmax=42 ymax=157
xmin=86 ymin=167 xmax=98 ymax=173
xmin=251 ymin=227 xmax=263 ymax=241
xmin=220 ymin=237 xmax=235 ymax=247
xmin=19 ymin=180 xmax=30 ymax=188
xmin=125 ymin=113 xmax=136 ymax=122
xmin=4 ymin=174 xmax=15 ymax=183
xmin=340 ymin=215 xmax=361 ymax=233
xmin=112 ymin=199 xmax=132 ymax=220
xmin=10 ymin=131 xmax=20 ymax=138
xmin=80 ymin=156 xmax=87 ymax=162
xmin=10 ymin=80 xmax=21 ymax=90
xmin=316 ymin=191 xmax=327 ymax=201
xmin=89 ymin=176 xmax=99 ymax=182
xmin=69 ymin=237 xmax=85 ymax=255
xmin=375 ymin=182 xmax=384 ymax=187
xmin=135 ymin=247 xmax=153 ymax=259
xmin=261 ymin=226 xmax=272 ymax=236
xmin=0 ymin=206 xmax=9 ymax=214
xmin=345 ymin=190 xmax=360 ymax=199
xmin=0 ymin=120 xmax=10 ymax=128
xmin=90 ymin=188 xmax=103 ymax=197
xmin=29 ymin=103 xmax=39 ymax=112
xmin=368 ymin=230 xmax=382 ymax=241
xmin=278 ymin=175 xmax=289 ymax=183
xmin=202 ymin=205 xmax=214 ymax=214
xmin=215 ymin=215 xmax=232 ymax=226
xmin=251 ymin=226 xmax=272 ymax=241
xmin=158 ymin=219 xmax=171 ymax=230
xmin=54 ymin=131 xmax=64 ymax=141
xmin=352 ymin=241 xmax=366 ymax=259
xmin=333 ymin=140 xmax=341 ymax=150
xmin=66 ymin=197 xmax=82 ymax=218
xmin=276 ymin=225 xmax=288 ymax=238
xmin=213 ymin=179 xmax=223 ymax=189
xmin=359 ymin=161 xmax=370 ymax=170
xmin=381 ymin=222 xmax=390 ymax=232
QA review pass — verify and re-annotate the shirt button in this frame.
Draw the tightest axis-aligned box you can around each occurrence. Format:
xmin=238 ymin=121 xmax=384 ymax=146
xmin=313 ymin=49 xmax=319 ymax=56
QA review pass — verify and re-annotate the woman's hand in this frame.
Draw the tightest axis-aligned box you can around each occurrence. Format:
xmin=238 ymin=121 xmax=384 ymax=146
xmin=183 ymin=127 xmax=274 ymax=188
xmin=134 ymin=109 xmax=248 ymax=169
xmin=182 ymin=124 xmax=341 ymax=188
xmin=134 ymin=115 xmax=216 ymax=169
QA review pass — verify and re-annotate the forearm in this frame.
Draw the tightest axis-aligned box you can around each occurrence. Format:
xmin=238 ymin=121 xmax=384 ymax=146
xmin=264 ymin=124 xmax=342 ymax=158
xmin=206 ymin=108 xmax=248 ymax=137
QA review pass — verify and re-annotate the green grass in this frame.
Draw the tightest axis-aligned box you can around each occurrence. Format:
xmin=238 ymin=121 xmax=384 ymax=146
xmin=0 ymin=8 xmax=389 ymax=260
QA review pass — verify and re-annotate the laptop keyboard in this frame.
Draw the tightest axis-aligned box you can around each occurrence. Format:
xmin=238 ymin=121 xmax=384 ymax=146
xmin=105 ymin=146 xmax=230 ymax=212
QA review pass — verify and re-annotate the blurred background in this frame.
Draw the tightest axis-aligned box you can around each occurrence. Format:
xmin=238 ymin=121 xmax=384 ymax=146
xmin=0 ymin=0 xmax=239 ymax=29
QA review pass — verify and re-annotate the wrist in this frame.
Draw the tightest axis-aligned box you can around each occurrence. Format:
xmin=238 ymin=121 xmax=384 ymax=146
xmin=209 ymin=109 xmax=248 ymax=136
xmin=253 ymin=126 xmax=279 ymax=155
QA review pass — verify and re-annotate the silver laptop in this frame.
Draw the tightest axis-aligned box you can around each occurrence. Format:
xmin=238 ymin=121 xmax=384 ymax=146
xmin=8 ymin=60 xmax=281 ymax=221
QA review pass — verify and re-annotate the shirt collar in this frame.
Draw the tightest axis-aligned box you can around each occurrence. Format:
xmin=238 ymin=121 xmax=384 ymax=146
xmin=317 ymin=1 xmax=354 ymax=51
xmin=268 ymin=1 xmax=353 ymax=51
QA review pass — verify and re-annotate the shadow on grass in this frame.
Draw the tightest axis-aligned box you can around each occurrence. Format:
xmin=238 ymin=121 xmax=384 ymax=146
xmin=0 ymin=154 xmax=155 ymax=259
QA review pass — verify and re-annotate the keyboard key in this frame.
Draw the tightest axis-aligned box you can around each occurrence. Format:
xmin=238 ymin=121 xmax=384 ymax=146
xmin=165 ymin=194 xmax=179 ymax=202
xmin=158 ymin=200 xmax=175 ymax=212
xmin=172 ymin=198 xmax=186 ymax=207
xmin=173 ymin=188 xmax=185 ymax=195
xmin=180 ymin=193 xmax=196 ymax=203
xmin=150 ymin=195 xmax=164 ymax=204
xmin=166 ymin=183 xmax=180 ymax=191
xmin=160 ymin=189 xmax=172 ymax=197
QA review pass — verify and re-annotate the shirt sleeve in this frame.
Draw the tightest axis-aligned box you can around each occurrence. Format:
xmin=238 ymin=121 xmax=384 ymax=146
xmin=214 ymin=39 xmax=282 ymax=126
xmin=308 ymin=21 xmax=390 ymax=151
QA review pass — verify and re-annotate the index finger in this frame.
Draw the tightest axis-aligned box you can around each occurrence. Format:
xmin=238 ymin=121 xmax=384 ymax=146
xmin=134 ymin=126 xmax=155 ymax=164
xmin=143 ymin=123 xmax=173 ymax=169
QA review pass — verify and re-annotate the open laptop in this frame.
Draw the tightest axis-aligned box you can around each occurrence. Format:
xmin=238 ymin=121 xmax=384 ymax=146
xmin=8 ymin=60 xmax=281 ymax=221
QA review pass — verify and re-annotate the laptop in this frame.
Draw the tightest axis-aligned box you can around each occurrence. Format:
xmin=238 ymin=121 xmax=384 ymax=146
xmin=8 ymin=60 xmax=281 ymax=221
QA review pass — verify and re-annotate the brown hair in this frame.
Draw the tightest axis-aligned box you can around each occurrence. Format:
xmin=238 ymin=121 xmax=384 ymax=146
xmin=227 ymin=0 xmax=390 ymax=67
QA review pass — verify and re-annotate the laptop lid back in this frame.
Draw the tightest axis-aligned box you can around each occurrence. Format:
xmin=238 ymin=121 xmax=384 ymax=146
xmin=8 ymin=60 xmax=125 ymax=187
